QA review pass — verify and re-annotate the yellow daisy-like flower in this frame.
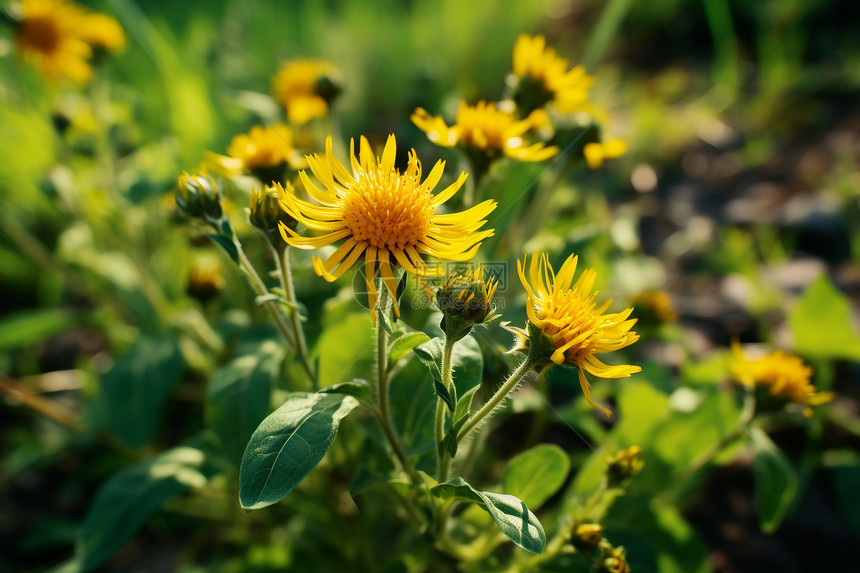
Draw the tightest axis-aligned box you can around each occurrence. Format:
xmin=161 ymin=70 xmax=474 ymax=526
xmin=15 ymin=0 xmax=93 ymax=83
xmin=512 ymin=34 xmax=594 ymax=114
xmin=277 ymin=135 xmax=496 ymax=322
xmin=513 ymin=252 xmax=640 ymax=417
xmin=632 ymin=289 xmax=678 ymax=324
xmin=411 ymin=101 xmax=558 ymax=162
xmin=209 ymin=123 xmax=307 ymax=179
xmin=272 ymin=59 xmax=341 ymax=125
xmin=730 ymin=342 xmax=833 ymax=415
xmin=80 ymin=13 xmax=125 ymax=52
xmin=584 ymin=139 xmax=628 ymax=169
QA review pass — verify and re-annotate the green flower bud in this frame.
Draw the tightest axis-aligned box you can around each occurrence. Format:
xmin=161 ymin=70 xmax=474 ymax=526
xmin=250 ymin=187 xmax=298 ymax=242
xmin=437 ymin=267 xmax=498 ymax=342
xmin=175 ymin=171 xmax=222 ymax=222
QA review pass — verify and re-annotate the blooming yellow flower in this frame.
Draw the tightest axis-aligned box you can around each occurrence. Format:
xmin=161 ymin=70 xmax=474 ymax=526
xmin=15 ymin=0 xmax=93 ymax=83
xmin=511 ymin=253 xmax=640 ymax=417
xmin=512 ymin=34 xmax=594 ymax=114
xmin=277 ymin=135 xmax=496 ymax=322
xmin=209 ymin=124 xmax=307 ymax=180
xmin=583 ymin=139 xmax=628 ymax=169
xmin=80 ymin=13 xmax=125 ymax=52
xmin=411 ymin=101 xmax=558 ymax=162
xmin=272 ymin=59 xmax=341 ymax=125
xmin=730 ymin=342 xmax=833 ymax=415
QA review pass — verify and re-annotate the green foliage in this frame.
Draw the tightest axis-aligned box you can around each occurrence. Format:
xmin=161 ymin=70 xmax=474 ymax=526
xmin=239 ymin=392 xmax=360 ymax=509
xmin=789 ymin=274 xmax=860 ymax=361
xmin=205 ymin=340 xmax=284 ymax=462
xmin=99 ymin=334 xmax=183 ymax=449
xmin=76 ymin=443 xmax=217 ymax=572
xmin=748 ymin=427 xmax=798 ymax=533
xmin=501 ymin=444 xmax=571 ymax=510
xmin=0 ymin=309 xmax=78 ymax=351
xmin=431 ymin=477 xmax=547 ymax=554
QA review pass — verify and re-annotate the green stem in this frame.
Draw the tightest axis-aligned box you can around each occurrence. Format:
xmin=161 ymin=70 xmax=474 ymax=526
xmin=457 ymin=355 xmax=536 ymax=443
xmin=271 ymin=243 xmax=317 ymax=388
xmin=435 ymin=336 xmax=456 ymax=482
xmin=374 ymin=287 xmax=414 ymax=479
xmin=234 ymin=238 xmax=296 ymax=348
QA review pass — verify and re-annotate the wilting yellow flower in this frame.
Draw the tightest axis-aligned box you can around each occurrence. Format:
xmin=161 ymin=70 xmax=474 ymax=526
xmin=15 ymin=0 xmax=93 ymax=83
xmin=272 ymin=59 xmax=341 ymax=125
xmin=731 ymin=342 xmax=833 ymax=415
xmin=510 ymin=253 xmax=640 ymax=417
xmin=583 ymin=139 xmax=628 ymax=169
xmin=512 ymin=34 xmax=594 ymax=114
xmin=411 ymin=101 xmax=558 ymax=162
xmin=81 ymin=13 xmax=125 ymax=52
xmin=277 ymin=135 xmax=496 ymax=322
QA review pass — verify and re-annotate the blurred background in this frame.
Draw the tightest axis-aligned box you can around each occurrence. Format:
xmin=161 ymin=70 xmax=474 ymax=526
xmin=1 ymin=0 xmax=858 ymax=571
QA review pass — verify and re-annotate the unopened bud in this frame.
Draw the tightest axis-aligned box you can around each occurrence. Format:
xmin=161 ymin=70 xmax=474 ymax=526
xmin=175 ymin=171 xmax=222 ymax=222
xmin=437 ymin=267 xmax=498 ymax=342
xmin=605 ymin=445 xmax=644 ymax=485
xmin=250 ymin=187 xmax=297 ymax=241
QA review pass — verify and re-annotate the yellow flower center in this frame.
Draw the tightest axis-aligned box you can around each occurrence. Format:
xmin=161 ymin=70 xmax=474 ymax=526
xmin=340 ymin=167 xmax=434 ymax=252
xmin=21 ymin=15 xmax=62 ymax=53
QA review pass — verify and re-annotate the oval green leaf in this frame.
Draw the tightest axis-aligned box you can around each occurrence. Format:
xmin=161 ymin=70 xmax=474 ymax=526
xmin=77 ymin=445 xmax=212 ymax=571
xmin=502 ymin=444 xmax=570 ymax=510
xmin=205 ymin=341 xmax=283 ymax=463
xmin=748 ymin=427 xmax=798 ymax=533
xmin=431 ymin=477 xmax=546 ymax=553
xmin=239 ymin=392 xmax=359 ymax=510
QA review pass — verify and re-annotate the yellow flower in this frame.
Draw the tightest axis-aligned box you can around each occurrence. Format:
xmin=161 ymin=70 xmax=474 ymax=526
xmin=209 ymin=124 xmax=307 ymax=180
xmin=81 ymin=13 xmax=125 ymax=52
xmin=187 ymin=256 xmax=225 ymax=302
xmin=583 ymin=139 xmax=628 ymax=169
xmin=605 ymin=445 xmax=644 ymax=483
xmin=411 ymin=101 xmax=558 ymax=162
xmin=512 ymin=34 xmax=594 ymax=114
xmin=731 ymin=342 xmax=833 ymax=415
xmin=15 ymin=0 xmax=93 ymax=83
xmin=631 ymin=289 xmax=678 ymax=324
xmin=272 ymin=59 xmax=341 ymax=125
xmin=512 ymin=253 xmax=640 ymax=417
xmin=277 ymin=135 xmax=496 ymax=322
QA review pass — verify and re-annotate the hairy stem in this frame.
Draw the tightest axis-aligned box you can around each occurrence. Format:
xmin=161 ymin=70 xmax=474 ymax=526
xmin=435 ymin=336 xmax=456 ymax=482
xmin=457 ymin=355 xmax=536 ymax=443
xmin=271 ymin=243 xmax=317 ymax=388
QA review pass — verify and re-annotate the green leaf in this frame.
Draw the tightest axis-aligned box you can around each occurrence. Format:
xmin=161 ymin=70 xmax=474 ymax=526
xmin=831 ymin=464 xmax=860 ymax=535
xmin=206 ymin=233 xmax=239 ymax=263
xmin=431 ymin=477 xmax=546 ymax=553
xmin=434 ymin=378 xmax=456 ymax=412
xmin=101 ymin=334 xmax=183 ymax=449
xmin=377 ymin=306 xmax=393 ymax=334
xmin=502 ymin=444 xmax=571 ymax=510
xmin=314 ymin=312 xmax=374 ymax=387
xmin=239 ymin=392 xmax=359 ymax=509
xmin=748 ymin=427 xmax=798 ymax=533
xmin=789 ymin=275 xmax=860 ymax=360
xmin=320 ymin=379 xmax=372 ymax=405
xmin=388 ymin=331 xmax=431 ymax=368
xmin=413 ymin=337 xmax=445 ymax=385
xmin=414 ymin=334 xmax=483 ymax=395
xmin=205 ymin=341 xmax=283 ymax=463
xmin=77 ymin=445 xmax=213 ymax=571
xmin=450 ymin=385 xmax=480 ymax=434
xmin=0 ymin=309 xmax=78 ymax=351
